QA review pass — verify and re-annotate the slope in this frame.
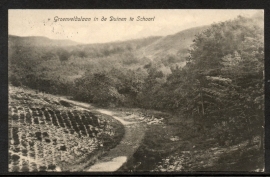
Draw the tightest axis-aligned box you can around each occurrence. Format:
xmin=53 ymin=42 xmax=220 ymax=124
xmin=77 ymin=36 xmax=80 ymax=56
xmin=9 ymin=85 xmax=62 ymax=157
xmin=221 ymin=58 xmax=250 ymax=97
xmin=8 ymin=35 xmax=80 ymax=47
xmin=136 ymin=25 xmax=209 ymax=61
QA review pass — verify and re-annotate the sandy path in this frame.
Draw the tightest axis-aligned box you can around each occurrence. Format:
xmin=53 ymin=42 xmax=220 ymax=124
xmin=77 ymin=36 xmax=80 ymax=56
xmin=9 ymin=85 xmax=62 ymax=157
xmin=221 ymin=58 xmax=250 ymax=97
xmin=59 ymin=98 xmax=146 ymax=172
xmin=96 ymin=109 xmax=135 ymax=125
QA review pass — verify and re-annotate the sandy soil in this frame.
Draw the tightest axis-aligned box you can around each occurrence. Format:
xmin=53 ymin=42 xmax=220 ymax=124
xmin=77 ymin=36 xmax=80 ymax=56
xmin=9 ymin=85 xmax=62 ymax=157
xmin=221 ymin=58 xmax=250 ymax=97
xmin=60 ymin=98 xmax=146 ymax=172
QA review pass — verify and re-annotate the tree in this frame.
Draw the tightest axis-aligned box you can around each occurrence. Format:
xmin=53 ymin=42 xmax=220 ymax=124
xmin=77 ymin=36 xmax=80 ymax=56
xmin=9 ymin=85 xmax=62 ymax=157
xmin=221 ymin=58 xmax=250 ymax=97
xmin=187 ymin=15 xmax=263 ymax=143
xmin=155 ymin=14 xmax=264 ymax=145
xmin=57 ymin=48 xmax=70 ymax=63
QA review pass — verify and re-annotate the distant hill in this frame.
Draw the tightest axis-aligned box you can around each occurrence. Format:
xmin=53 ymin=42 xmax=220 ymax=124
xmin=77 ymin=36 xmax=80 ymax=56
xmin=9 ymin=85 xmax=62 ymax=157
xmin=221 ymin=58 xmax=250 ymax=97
xmin=9 ymin=24 xmax=208 ymax=60
xmin=8 ymin=25 xmax=210 ymax=82
xmin=8 ymin=24 xmax=209 ymax=63
xmin=8 ymin=35 xmax=80 ymax=47
xmin=82 ymin=36 xmax=162 ymax=48
xmin=135 ymin=25 xmax=209 ymax=61
xmin=73 ymin=36 xmax=162 ymax=56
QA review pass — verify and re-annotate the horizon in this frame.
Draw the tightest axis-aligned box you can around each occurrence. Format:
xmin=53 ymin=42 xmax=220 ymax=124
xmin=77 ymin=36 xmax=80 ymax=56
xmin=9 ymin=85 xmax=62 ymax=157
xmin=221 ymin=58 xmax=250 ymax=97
xmin=9 ymin=9 xmax=261 ymax=44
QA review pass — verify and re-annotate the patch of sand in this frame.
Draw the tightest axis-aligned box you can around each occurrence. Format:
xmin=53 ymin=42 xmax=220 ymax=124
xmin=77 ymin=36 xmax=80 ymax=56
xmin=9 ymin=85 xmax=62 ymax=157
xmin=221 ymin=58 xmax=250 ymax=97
xmin=88 ymin=156 xmax=127 ymax=172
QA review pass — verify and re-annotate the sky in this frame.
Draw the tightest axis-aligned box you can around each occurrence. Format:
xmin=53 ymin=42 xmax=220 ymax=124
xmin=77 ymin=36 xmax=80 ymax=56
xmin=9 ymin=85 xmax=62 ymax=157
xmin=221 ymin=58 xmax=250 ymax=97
xmin=9 ymin=9 xmax=262 ymax=44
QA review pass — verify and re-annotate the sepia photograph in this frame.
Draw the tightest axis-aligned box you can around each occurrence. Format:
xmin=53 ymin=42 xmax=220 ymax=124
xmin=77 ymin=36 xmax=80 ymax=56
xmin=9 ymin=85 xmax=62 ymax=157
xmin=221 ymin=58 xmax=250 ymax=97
xmin=8 ymin=9 xmax=264 ymax=172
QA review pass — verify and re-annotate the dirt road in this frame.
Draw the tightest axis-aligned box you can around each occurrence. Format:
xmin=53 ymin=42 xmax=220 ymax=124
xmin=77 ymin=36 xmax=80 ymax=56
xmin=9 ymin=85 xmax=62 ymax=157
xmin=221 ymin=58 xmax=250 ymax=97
xmin=60 ymin=98 xmax=146 ymax=172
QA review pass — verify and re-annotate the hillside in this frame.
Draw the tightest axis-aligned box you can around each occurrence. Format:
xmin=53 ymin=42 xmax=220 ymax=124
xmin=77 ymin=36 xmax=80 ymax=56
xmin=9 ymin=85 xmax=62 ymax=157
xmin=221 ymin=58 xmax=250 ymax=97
xmin=136 ymin=25 xmax=209 ymax=61
xmin=8 ymin=25 xmax=207 ymax=96
xmin=81 ymin=36 xmax=162 ymax=49
xmin=8 ymin=25 xmax=208 ymax=90
xmin=8 ymin=35 xmax=80 ymax=47
xmin=8 ymin=25 xmax=208 ymax=63
xmin=8 ymin=86 xmax=124 ymax=172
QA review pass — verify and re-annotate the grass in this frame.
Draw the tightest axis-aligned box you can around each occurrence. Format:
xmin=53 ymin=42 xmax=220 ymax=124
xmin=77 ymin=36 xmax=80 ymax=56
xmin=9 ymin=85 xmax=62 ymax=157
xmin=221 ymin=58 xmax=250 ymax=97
xmin=203 ymin=145 xmax=264 ymax=171
xmin=125 ymin=112 xmax=264 ymax=172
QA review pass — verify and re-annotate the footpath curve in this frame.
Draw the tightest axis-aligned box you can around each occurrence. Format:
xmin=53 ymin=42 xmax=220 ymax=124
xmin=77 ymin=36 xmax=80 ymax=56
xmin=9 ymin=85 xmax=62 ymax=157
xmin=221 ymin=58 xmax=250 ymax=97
xmin=60 ymin=98 xmax=146 ymax=172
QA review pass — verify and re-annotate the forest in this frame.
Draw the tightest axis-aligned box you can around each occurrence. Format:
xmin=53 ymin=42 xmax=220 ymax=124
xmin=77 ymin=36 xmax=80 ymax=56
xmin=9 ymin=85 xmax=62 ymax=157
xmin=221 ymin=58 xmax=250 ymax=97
xmin=8 ymin=12 xmax=264 ymax=171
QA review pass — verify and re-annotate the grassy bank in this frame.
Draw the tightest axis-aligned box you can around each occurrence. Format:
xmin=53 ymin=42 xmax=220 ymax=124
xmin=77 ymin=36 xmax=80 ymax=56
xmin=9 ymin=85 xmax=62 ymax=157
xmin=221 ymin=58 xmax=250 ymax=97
xmin=117 ymin=110 xmax=264 ymax=172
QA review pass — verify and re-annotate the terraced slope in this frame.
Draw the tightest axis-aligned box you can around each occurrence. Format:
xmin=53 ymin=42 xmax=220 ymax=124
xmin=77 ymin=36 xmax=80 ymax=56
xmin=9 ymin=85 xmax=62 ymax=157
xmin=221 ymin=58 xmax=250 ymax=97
xmin=8 ymin=86 xmax=124 ymax=172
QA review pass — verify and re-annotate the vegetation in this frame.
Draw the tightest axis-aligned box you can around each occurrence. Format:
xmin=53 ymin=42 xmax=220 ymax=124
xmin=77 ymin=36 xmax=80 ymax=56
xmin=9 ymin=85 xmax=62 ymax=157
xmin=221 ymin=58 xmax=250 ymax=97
xmin=9 ymin=12 xmax=264 ymax=171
